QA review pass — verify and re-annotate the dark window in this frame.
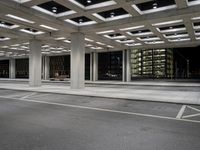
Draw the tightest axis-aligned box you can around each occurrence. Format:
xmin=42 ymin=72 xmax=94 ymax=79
xmin=98 ymin=51 xmax=122 ymax=80
xmin=16 ymin=58 xmax=29 ymax=78
xmin=0 ymin=60 xmax=9 ymax=78
xmin=50 ymin=54 xmax=90 ymax=80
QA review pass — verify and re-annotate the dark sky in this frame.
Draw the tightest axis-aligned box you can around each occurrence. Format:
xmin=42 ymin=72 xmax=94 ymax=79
xmin=174 ymin=46 xmax=200 ymax=70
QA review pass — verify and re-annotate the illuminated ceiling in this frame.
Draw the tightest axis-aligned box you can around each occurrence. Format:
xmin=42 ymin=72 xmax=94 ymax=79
xmin=0 ymin=0 xmax=200 ymax=57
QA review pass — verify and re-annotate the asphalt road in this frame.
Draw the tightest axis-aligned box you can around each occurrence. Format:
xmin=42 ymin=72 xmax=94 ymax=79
xmin=0 ymin=89 xmax=200 ymax=150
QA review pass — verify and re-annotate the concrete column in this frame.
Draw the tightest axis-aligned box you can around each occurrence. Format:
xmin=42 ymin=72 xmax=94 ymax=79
xmin=9 ymin=58 xmax=15 ymax=79
xmin=44 ymin=56 xmax=50 ymax=80
xmin=93 ymin=52 xmax=98 ymax=81
xmin=122 ymin=50 xmax=126 ymax=82
xmin=122 ymin=49 xmax=131 ymax=82
xmin=70 ymin=32 xmax=85 ymax=89
xmin=29 ymin=39 xmax=42 ymax=87
xmin=90 ymin=53 xmax=93 ymax=81
xmin=126 ymin=49 xmax=131 ymax=82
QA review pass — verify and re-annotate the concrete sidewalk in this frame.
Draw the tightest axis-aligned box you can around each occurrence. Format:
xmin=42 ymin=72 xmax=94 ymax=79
xmin=0 ymin=82 xmax=199 ymax=105
xmin=1 ymin=78 xmax=200 ymax=87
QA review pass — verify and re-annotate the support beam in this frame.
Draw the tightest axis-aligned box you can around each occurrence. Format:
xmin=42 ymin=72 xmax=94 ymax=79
xmin=70 ymin=32 xmax=85 ymax=89
xmin=9 ymin=58 xmax=15 ymax=79
xmin=29 ymin=39 xmax=42 ymax=87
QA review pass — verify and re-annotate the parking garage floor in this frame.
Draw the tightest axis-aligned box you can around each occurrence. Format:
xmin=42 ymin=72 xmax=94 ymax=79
xmin=0 ymin=89 xmax=200 ymax=150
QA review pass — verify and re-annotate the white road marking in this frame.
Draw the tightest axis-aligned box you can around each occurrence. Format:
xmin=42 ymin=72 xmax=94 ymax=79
xmin=0 ymin=95 xmax=200 ymax=124
xmin=182 ymin=113 xmax=200 ymax=119
xmin=4 ymin=93 xmax=30 ymax=98
xmin=29 ymin=93 xmax=52 ymax=98
xmin=21 ymin=92 xmax=37 ymax=99
xmin=176 ymin=105 xmax=187 ymax=119
xmin=187 ymin=105 xmax=200 ymax=112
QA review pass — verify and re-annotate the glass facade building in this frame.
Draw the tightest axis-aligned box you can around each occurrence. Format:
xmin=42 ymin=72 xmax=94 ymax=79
xmin=131 ymin=49 xmax=174 ymax=79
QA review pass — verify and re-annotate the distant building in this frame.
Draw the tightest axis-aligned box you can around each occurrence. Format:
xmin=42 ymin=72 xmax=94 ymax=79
xmin=131 ymin=49 xmax=174 ymax=79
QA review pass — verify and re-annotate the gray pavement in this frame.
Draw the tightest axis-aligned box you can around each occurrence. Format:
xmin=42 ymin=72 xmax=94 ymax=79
xmin=0 ymin=89 xmax=200 ymax=150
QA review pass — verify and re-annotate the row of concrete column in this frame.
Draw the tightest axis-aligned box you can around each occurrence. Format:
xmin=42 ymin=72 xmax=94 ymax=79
xmin=8 ymin=32 xmax=131 ymax=89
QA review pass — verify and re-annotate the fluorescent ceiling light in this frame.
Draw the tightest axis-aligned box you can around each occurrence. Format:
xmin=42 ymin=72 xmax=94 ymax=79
xmin=13 ymin=0 xmax=31 ymax=3
xmin=103 ymin=35 xmax=126 ymax=39
xmin=62 ymin=50 xmax=70 ymax=52
xmin=0 ymin=23 xmax=19 ymax=29
xmin=195 ymin=32 xmax=200 ymax=36
xmin=91 ymin=46 xmax=103 ymax=50
xmin=152 ymin=20 xmax=183 ymax=26
xmin=1 ymin=46 xmax=9 ymax=48
xmin=11 ymin=44 xmax=20 ymax=46
xmin=96 ymin=42 xmax=105 ymax=45
xmin=64 ymin=40 xmax=71 ymax=43
xmin=107 ymin=45 xmax=114 ymax=48
xmin=132 ymin=4 xmax=176 ymax=15
xmin=65 ymin=19 xmax=97 ymax=26
xmin=40 ymin=25 xmax=58 ymax=31
xmin=188 ymin=0 xmax=200 ymax=6
xmin=120 ymin=25 xmax=145 ymax=31
xmin=138 ymin=37 xmax=160 ymax=41
xmin=196 ymin=37 xmax=200 ymax=40
xmin=55 ymin=37 xmax=66 ymax=40
xmin=125 ymin=43 xmax=142 ymax=47
xmin=191 ymin=16 xmax=200 ymax=20
xmin=127 ymin=31 xmax=153 ymax=36
xmin=20 ymin=29 xmax=44 ymax=35
xmin=115 ymin=39 xmax=135 ymax=43
xmin=158 ymin=27 xmax=186 ymax=33
xmin=86 ymin=44 xmax=92 ymax=47
xmin=6 ymin=14 xmax=35 ymax=24
xmin=85 ymin=38 xmax=94 ymax=42
xmin=96 ymin=30 xmax=115 ymax=34
xmin=168 ymin=38 xmax=190 ymax=42
xmin=0 ymin=37 xmax=10 ymax=41
xmin=164 ymin=34 xmax=189 ymax=39
xmin=42 ymin=45 xmax=50 ymax=48
xmin=93 ymin=13 xmax=131 ymax=22
xmin=145 ymin=41 xmax=165 ymax=44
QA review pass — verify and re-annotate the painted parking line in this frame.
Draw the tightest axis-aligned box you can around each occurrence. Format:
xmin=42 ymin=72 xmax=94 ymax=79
xmin=176 ymin=105 xmax=187 ymax=119
xmin=27 ymin=93 xmax=52 ymax=99
xmin=3 ymin=92 xmax=33 ymax=98
xmin=21 ymin=92 xmax=38 ymax=99
xmin=0 ymin=95 xmax=200 ymax=124
xmin=182 ymin=113 xmax=200 ymax=119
